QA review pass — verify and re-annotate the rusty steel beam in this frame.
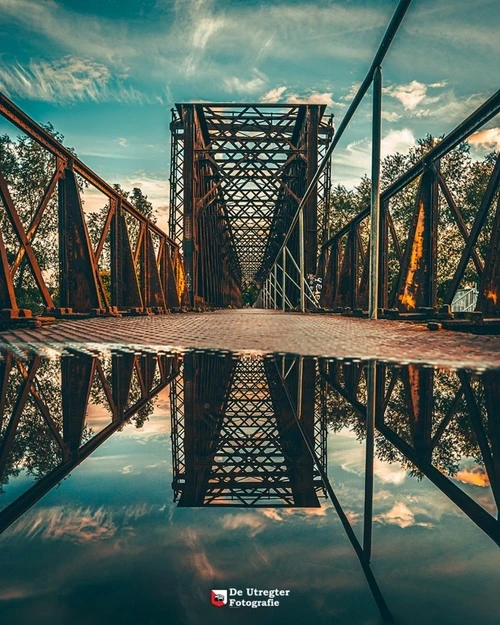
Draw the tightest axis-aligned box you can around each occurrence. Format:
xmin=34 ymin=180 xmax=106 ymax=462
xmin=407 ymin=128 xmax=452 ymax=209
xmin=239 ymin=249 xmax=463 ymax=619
xmin=0 ymin=91 xmax=181 ymax=318
xmin=395 ymin=166 xmax=439 ymax=310
xmin=58 ymin=166 xmax=106 ymax=312
xmin=320 ymin=88 xmax=500 ymax=318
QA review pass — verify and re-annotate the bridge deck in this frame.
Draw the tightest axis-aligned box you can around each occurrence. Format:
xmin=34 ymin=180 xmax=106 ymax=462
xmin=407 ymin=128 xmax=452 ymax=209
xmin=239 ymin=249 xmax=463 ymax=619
xmin=1 ymin=310 xmax=498 ymax=369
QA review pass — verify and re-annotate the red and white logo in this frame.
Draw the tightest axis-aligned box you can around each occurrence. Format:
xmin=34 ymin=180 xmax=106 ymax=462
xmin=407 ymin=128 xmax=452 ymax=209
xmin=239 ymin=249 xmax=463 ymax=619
xmin=211 ymin=589 xmax=228 ymax=607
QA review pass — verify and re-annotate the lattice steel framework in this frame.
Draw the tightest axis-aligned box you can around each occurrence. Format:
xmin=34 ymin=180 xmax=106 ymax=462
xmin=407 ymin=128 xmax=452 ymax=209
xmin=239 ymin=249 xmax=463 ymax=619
xmin=171 ymin=353 xmax=326 ymax=507
xmin=169 ymin=104 xmax=333 ymax=305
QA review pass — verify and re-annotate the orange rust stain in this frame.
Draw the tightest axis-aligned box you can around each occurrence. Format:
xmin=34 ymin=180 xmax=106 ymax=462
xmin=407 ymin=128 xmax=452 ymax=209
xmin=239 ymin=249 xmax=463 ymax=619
xmin=485 ymin=289 xmax=498 ymax=304
xmin=399 ymin=200 xmax=425 ymax=311
xmin=174 ymin=252 xmax=187 ymax=301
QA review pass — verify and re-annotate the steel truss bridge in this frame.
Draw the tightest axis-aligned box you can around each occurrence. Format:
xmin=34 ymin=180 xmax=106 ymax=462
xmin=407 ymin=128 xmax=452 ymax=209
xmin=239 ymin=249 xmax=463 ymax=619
xmin=0 ymin=0 xmax=499 ymax=325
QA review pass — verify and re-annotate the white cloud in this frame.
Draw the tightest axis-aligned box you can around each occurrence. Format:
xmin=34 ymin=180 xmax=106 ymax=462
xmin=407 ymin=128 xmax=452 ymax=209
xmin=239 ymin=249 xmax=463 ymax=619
xmin=381 ymin=128 xmax=416 ymax=158
xmin=331 ymin=128 xmax=416 ymax=188
xmin=261 ymin=86 xmax=339 ymax=108
xmin=343 ymin=82 xmax=361 ymax=102
xmin=220 ymin=512 xmax=268 ymax=537
xmin=118 ymin=137 xmax=128 ymax=148
xmin=468 ymin=127 xmax=500 ymax=151
xmin=0 ymin=56 xmax=149 ymax=104
xmin=261 ymin=86 xmax=287 ymax=103
xmin=383 ymin=81 xmax=488 ymax=125
xmin=287 ymin=91 xmax=337 ymax=108
xmin=375 ymin=501 xmax=416 ymax=528
xmin=0 ymin=0 xmax=386 ymax=86
xmin=223 ymin=70 xmax=267 ymax=94
xmin=467 ymin=125 xmax=500 ymax=161
xmin=381 ymin=111 xmax=402 ymax=123
xmin=384 ymin=80 xmax=440 ymax=111
xmin=374 ymin=459 xmax=407 ymax=485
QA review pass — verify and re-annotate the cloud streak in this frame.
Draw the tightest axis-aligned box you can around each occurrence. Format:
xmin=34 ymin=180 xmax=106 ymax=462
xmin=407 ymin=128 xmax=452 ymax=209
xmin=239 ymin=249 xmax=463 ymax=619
xmin=0 ymin=56 xmax=150 ymax=104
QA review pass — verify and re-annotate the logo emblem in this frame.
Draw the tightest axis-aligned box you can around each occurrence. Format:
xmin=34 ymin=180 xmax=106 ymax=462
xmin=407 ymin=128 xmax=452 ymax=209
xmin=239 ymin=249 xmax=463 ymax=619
xmin=211 ymin=589 xmax=228 ymax=607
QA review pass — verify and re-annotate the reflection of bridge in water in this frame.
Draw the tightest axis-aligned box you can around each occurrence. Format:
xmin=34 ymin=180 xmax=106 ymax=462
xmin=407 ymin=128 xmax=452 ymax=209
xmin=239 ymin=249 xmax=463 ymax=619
xmin=171 ymin=354 xmax=326 ymax=507
xmin=0 ymin=2 xmax=500 ymax=621
xmin=1 ymin=345 xmax=499 ymax=622
xmin=1 ymin=346 xmax=498 ymax=542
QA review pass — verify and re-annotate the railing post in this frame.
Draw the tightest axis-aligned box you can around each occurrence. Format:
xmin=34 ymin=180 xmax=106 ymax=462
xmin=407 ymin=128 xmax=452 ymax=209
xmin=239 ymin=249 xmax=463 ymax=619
xmin=273 ymin=264 xmax=278 ymax=309
xmin=282 ymin=247 xmax=286 ymax=310
xmin=369 ymin=66 xmax=382 ymax=320
xmin=299 ymin=210 xmax=306 ymax=312
xmin=364 ymin=361 xmax=377 ymax=561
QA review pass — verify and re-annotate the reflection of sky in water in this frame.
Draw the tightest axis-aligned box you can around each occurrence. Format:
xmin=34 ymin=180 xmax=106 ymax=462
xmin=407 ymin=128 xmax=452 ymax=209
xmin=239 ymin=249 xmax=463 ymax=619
xmin=1 ymin=384 xmax=500 ymax=625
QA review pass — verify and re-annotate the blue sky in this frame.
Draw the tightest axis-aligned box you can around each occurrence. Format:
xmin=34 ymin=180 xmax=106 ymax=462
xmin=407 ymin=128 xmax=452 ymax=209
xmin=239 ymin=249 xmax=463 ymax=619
xmin=0 ymin=0 xmax=499 ymax=231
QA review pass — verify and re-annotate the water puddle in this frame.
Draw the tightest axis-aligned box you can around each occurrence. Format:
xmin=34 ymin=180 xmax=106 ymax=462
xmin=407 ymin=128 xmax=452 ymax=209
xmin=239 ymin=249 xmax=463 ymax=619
xmin=0 ymin=345 xmax=499 ymax=624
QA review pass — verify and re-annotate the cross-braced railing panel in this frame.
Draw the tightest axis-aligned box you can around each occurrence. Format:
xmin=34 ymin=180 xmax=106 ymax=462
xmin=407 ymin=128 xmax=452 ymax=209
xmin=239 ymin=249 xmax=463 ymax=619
xmin=0 ymin=93 xmax=185 ymax=323
xmin=0 ymin=348 xmax=180 ymax=533
xmin=320 ymin=358 xmax=500 ymax=546
xmin=319 ymin=96 xmax=500 ymax=318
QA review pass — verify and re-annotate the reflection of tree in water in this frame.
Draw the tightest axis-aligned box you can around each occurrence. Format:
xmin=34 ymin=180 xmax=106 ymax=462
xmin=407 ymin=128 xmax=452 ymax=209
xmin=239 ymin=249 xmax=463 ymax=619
xmin=0 ymin=359 xmax=91 ymax=495
xmin=322 ymin=363 xmax=486 ymax=480
xmin=87 ymin=356 xmax=156 ymax=429
xmin=0 ymin=353 xmax=161 ymax=496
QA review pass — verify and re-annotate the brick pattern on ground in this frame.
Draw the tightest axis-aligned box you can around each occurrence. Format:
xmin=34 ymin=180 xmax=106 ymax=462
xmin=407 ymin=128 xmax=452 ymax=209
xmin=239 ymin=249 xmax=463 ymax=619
xmin=0 ymin=310 xmax=499 ymax=369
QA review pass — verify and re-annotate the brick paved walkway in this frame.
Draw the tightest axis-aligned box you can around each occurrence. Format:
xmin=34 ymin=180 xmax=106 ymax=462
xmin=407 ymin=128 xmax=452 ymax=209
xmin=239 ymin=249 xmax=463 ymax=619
xmin=1 ymin=310 xmax=499 ymax=369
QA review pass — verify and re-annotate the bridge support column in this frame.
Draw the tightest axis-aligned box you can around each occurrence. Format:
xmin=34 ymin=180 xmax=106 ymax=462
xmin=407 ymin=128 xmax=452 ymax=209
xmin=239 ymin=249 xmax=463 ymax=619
xmin=182 ymin=106 xmax=196 ymax=308
xmin=58 ymin=165 xmax=106 ymax=312
xmin=396 ymin=165 xmax=439 ymax=311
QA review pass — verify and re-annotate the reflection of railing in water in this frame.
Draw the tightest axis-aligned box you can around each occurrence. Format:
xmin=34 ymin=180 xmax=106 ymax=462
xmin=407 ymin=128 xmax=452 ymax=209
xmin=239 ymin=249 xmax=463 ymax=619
xmin=0 ymin=348 xmax=180 ymax=533
xmin=320 ymin=359 xmax=500 ymax=547
xmin=170 ymin=353 xmax=327 ymax=507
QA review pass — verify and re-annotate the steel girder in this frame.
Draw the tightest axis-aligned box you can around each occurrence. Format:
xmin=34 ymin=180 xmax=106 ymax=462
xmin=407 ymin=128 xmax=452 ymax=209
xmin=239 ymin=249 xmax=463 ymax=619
xmin=0 ymin=93 xmax=184 ymax=320
xmin=320 ymin=89 xmax=500 ymax=318
xmin=169 ymin=104 xmax=333 ymax=305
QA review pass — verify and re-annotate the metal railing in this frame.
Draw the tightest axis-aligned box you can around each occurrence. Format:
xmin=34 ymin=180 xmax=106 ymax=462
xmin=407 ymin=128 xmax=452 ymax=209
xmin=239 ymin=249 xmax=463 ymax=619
xmin=260 ymin=0 xmax=413 ymax=313
xmin=0 ymin=93 xmax=185 ymax=319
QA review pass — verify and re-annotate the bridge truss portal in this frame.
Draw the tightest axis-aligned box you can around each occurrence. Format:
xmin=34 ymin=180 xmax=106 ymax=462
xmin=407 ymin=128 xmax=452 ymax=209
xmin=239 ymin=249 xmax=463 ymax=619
xmin=169 ymin=103 xmax=333 ymax=307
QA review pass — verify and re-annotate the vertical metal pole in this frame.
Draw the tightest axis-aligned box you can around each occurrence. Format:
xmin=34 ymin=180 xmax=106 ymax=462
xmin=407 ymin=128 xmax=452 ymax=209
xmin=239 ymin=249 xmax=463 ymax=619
xmin=299 ymin=211 xmax=306 ymax=313
xmin=282 ymin=248 xmax=286 ymax=311
xmin=296 ymin=357 xmax=303 ymax=420
xmin=369 ymin=66 xmax=382 ymax=320
xmin=273 ymin=264 xmax=278 ymax=309
xmin=364 ymin=360 xmax=376 ymax=561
